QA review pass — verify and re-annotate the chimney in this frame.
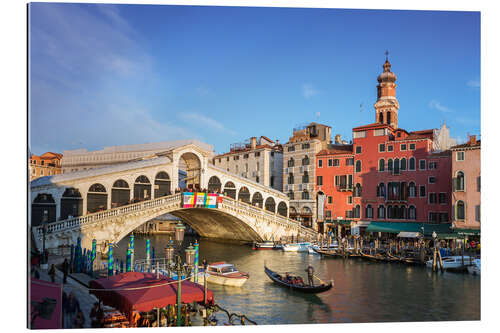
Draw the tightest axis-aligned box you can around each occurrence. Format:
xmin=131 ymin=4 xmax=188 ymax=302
xmin=250 ymin=137 xmax=257 ymax=149
xmin=335 ymin=134 xmax=341 ymax=144
xmin=469 ymin=135 xmax=477 ymax=145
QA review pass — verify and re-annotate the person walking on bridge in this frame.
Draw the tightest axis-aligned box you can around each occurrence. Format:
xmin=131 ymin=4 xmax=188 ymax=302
xmin=305 ymin=265 xmax=314 ymax=286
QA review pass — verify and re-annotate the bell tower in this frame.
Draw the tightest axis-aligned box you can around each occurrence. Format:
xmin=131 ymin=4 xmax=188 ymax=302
xmin=374 ymin=51 xmax=399 ymax=128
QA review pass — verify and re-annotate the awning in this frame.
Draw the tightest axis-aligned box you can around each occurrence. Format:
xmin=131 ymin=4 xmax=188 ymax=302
xmin=453 ymin=228 xmax=480 ymax=236
xmin=397 ymin=232 xmax=421 ymax=238
xmin=367 ymin=222 xmax=453 ymax=237
xmin=89 ymin=272 xmax=214 ymax=315
xmin=30 ymin=278 xmax=62 ymax=329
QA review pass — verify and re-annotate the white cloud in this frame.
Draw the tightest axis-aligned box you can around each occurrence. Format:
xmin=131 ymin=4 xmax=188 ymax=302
xmin=429 ymin=100 xmax=453 ymax=113
xmin=302 ymin=84 xmax=320 ymax=99
xmin=467 ymin=79 xmax=480 ymax=88
xmin=179 ymin=113 xmax=236 ymax=136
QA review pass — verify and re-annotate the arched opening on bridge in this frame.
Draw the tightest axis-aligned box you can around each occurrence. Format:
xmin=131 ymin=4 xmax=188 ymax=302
xmin=31 ymin=193 xmax=56 ymax=226
xmin=223 ymin=181 xmax=236 ymax=199
xmin=178 ymin=152 xmax=201 ymax=190
xmin=289 ymin=206 xmax=298 ymax=220
xmin=301 ymin=206 xmax=312 ymax=227
xmin=251 ymin=192 xmax=263 ymax=208
xmin=277 ymin=201 xmax=288 ymax=217
xmin=60 ymin=187 xmax=83 ymax=219
xmin=111 ymin=179 xmax=130 ymax=208
xmin=134 ymin=175 xmax=151 ymax=201
xmin=238 ymin=186 xmax=251 ymax=204
xmin=155 ymin=171 xmax=171 ymax=198
xmin=265 ymin=197 xmax=276 ymax=213
xmin=207 ymin=176 xmax=222 ymax=193
xmin=87 ymin=183 xmax=108 ymax=213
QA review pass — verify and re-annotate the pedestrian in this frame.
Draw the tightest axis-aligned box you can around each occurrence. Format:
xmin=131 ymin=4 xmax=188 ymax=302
xmin=65 ymin=292 xmax=80 ymax=328
xmin=305 ymin=265 xmax=314 ymax=286
xmin=62 ymin=258 xmax=69 ymax=284
xmin=90 ymin=302 xmax=104 ymax=328
xmin=49 ymin=264 xmax=56 ymax=283
xmin=73 ymin=310 xmax=85 ymax=328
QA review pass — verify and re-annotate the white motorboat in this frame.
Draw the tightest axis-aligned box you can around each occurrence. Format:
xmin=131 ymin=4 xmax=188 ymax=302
xmin=425 ymin=255 xmax=473 ymax=269
xmin=467 ymin=259 xmax=481 ymax=275
xmin=282 ymin=242 xmax=311 ymax=252
xmin=312 ymin=242 xmax=339 ymax=251
xmin=204 ymin=262 xmax=249 ymax=287
xmin=253 ymin=241 xmax=276 ymax=250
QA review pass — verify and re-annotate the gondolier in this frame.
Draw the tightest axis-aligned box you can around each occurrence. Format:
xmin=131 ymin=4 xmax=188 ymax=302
xmin=305 ymin=265 xmax=314 ymax=286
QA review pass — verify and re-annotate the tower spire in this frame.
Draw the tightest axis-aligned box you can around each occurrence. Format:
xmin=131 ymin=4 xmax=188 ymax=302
xmin=374 ymin=55 xmax=399 ymax=128
xmin=385 ymin=49 xmax=389 ymax=62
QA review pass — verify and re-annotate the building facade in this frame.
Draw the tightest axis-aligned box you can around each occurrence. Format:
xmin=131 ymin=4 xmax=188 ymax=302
xmin=450 ymin=136 xmax=481 ymax=230
xmin=29 ymin=152 xmax=63 ymax=181
xmin=213 ymin=136 xmax=283 ymax=191
xmin=283 ymin=123 xmax=332 ymax=230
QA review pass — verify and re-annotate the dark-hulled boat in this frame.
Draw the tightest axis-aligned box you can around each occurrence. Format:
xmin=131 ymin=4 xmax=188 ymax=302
xmin=264 ymin=265 xmax=333 ymax=294
xmin=312 ymin=247 xmax=344 ymax=258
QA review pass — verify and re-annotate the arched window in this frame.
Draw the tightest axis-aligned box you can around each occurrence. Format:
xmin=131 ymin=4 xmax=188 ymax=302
xmin=354 ymin=205 xmax=360 ymax=218
xmin=393 ymin=205 xmax=400 ymax=219
xmin=302 ymin=156 xmax=310 ymax=166
xmin=400 ymin=205 xmax=407 ymax=219
xmin=455 ymin=171 xmax=465 ymax=191
xmin=379 ymin=159 xmax=385 ymax=171
xmin=288 ymin=158 xmax=294 ymax=167
xmin=302 ymin=190 xmax=310 ymax=200
xmin=355 ymin=160 xmax=362 ymax=173
xmin=379 ymin=112 xmax=383 ymax=123
xmin=387 ymin=205 xmax=393 ymax=219
xmin=354 ymin=183 xmax=362 ymax=197
xmin=223 ymin=181 xmax=236 ymax=199
xmin=365 ymin=204 xmax=373 ymax=218
xmin=387 ymin=159 xmax=393 ymax=171
xmin=238 ymin=187 xmax=251 ymax=203
xmin=408 ymin=206 xmax=416 ymax=220
xmin=252 ymin=192 xmax=263 ymax=208
xmin=377 ymin=183 xmax=386 ymax=197
xmin=302 ymin=171 xmax=309 ymax=184
xmin=456 ymin=200 xmax=466 ymax=220
xmin=207 ymin=176 xmax=222 ymax=193
xmin=408 ymin=182 xmax=416 ymax=197
xmin=277 ymin=202 xmax=288 ymax=217
xmin=394 ymin=158 xmax=400 ymax=174
xmin=89 ymin=183 xmax=106 ymax=192
xmin=377 ymin=205 xmax=385 ymax=218
xmin=265 ymin=197 xmax=276 ymax=213
xmin=288 ymin=173 xmax=294 ymax=184
xmin=401 ymin=158 xmax=407 ymax=171
xmin=409 ymin=157 xmax=416 ymax=170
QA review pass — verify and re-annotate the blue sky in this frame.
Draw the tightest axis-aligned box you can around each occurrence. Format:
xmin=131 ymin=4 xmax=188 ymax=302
xmin=28 ymin=3 xmax=480 ymax=155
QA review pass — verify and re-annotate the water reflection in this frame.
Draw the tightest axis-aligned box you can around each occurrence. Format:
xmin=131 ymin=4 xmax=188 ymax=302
xmin=116 ymin=235 xmax=480 ymax=325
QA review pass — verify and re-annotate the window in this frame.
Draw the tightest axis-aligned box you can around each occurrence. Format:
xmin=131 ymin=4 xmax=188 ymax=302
xmin=439 ymin=213 xmax=449 ymax=223
xmin=256 ymin=176 xmax=260 ymax=183
xmin=476 ymin=205 xmax=480 ymax=222
xmin=355 ymin=146 xmax=362 ymax=154
xmin=328 ymin=196 xmax=332 ymax=204
xmin=318 ymin=159 xmax=323 ymax=168
xmin=365 ymin=205 xmax=374 ymax=218
xmin=226 ymin=157 xmax=230 ymax=161
xmin=409 ymin=157 xmax=416 ymax=170
xmin=408 ymin=182 xmax=417 ymax=197
xmin=334 ymin=175 xmax=339 ymax=186
xmin=387 ymin=205 xmax=393 ymax=219
xmin=379 ymin=144 xmax=386 ymax=152
xmin=317 ymin=176 xmax=323 ymax=186
xmin=419 ymin=159 xmax=426 ymax=170
xmin=41 ymin=161 xmax=45 ymax=165
xmin=385 ymin=145 xmax=392 ymax=152
xmin=288 ymin=145 xmax=295 ymax=152
xmin=354 ymin=205 xmax=361 ymax=218
xmin=377 ymin=205 xmax=385 ymax=218
xmin=346 ymin=158 xmax=354 ymax=166
xmin=439 ymin=193 xmax=447 ymax=204
xmin=288 ymin=173 xmax=294 ymax=184
xmin=288 ymin=158 xmax=295 ymax=167
xmin=328 ymin=159 xmax=333 ymax=167
xmin=333 ymin=159 xmax=340 ymax=166
xmin=393 ymin=158 xmax=400 ymax=174
xmin=456 ymin=151 xmax=465 ymax=161
xmin=302 ymin=156 xmax=310 ymax=166
xmin=379 ymin=159 xmax=385 ymax=171
xmin=353 ymin=131 xmax=366 ymax=138
xmin=456 ymin=200 xmax=465 ymax=220
xmin=325 ymin=210 xmax=332 ymax=219
xmin=477 ymin=176 xmax=481 ymax=192
xmin=302 ymin=143 xmax=310 ymax=149
xmin=288 ymin=191 xmax=294 ymax=200
xmin=419 ymin=185 xmax=426 ymax=197
xmin=355 ymin=160 xmax=362 ymax=173
xmin=428 ymin=161 xmax=437 ymax=169
xmin=408 ymin=206 xmax=417 ymax=219
xmin=234 ymin=155 xmax=239 ymax=161
xmin=429 ymin=212 xmax=438 ymax=223
xmin=401 ymin=144 xmax=407 ymax=151
xmin=387 ymin=159 xmax=393 ymax=171
xmin=243 ymin=154 xmax=249 ymax=159
xmin=255 ymin=152 xmax=261 ymax=157
xmin=429 ymin=193 xmax=437 ymax=204
xmin=400 ymin=158 xmax=407 ymax=171
xmin=302 ymin=190 xmax=310 ymax=200
xmin=347 ymin=196 xmax=353 ymax=204
xmin=429 ymin=176 xmax=436 ymax=184
xmin=409 ymin=143 xmax=416 ymax=150
xmin=302 ymin=172 xmax=309 ymax=184
xmin=346 ymin=210 xmax=353 ymax=218
xmin=354 ymin=183 xmax=362 ymax=197
xmin=454 ymin=171 xmax=465 ymax=191
xmin=377 ymin=183 xmax=386 ymax=197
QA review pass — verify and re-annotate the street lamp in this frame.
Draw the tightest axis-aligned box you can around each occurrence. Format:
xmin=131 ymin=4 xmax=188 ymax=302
xmin=164 ymin=239 xmax=174 ymax=277
xmin=174 ymin=222 xmax=186 ymax=244
xmin=41 ymin=214 xmax=49 ymax=269
xmin=185 ymin=244 xmax=196 ymax=276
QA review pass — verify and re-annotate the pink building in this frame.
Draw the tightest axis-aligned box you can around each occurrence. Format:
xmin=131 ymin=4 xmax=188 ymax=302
xmin=450 ymin=136 xmax=481 ymax=231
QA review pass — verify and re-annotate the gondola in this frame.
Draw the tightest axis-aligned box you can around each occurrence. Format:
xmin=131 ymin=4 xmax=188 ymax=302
xmin=264 ymin=265 xmax=333 ymax=294
xmin=312 ymin=247 xmax=344 ymax=258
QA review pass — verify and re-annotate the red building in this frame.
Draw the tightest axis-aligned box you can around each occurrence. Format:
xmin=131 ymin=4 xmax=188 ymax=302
xmin=315 ymin=56 xmax=453 ymax=234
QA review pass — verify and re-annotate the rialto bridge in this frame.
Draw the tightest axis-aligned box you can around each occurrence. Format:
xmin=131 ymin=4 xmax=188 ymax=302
xmin=30 ymin=142 xmax=317 ymax=252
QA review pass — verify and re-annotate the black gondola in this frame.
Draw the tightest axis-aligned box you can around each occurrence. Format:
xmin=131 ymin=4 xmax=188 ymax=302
xmin=264 ymin=265 xmax=333 ymax=294
xmin=312 ymin=247 xmax=344 ymax=258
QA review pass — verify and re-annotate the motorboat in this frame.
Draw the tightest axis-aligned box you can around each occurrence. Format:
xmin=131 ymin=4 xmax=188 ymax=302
xmin=425 ymin=255 xmax=473 ymax=270
xmin=312 ymin=241 xmax=339 ymax=251
xmin=204 ymin=262 xmax=249 ymax=287
xmin=467 ymin=259 xmax=481 ymax=275
xmin=282 ymin=242 xmax=312 ymax=252
xmin=253 ymin=241 xmax=276 ymax=250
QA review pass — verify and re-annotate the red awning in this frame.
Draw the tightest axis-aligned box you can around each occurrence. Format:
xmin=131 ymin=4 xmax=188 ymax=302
xmin=30 ymin=278 xmax=63 ymax=329
xmin=89 ymin=272 xmax=214 ymax=314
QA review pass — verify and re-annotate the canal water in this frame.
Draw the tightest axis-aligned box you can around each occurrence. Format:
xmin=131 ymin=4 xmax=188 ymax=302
xmin=115 ymin=234 xmax=480 ymax=325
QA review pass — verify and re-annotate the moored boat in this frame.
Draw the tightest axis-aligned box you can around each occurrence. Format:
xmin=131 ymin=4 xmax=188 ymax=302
xmin=282 ymin=242 xmax=311 ymax=252
xmin=467 ymin=259 xmax=481 ymax=275
xmin=205 ymin=262 xmax=249 ymax=287
xmin=425 ymin=255 xmax=473 ymax=270
xmin=253 ymin=241 xmax=276 ymax=250
xmin=264 ymin=265 xmax=333 ymax=293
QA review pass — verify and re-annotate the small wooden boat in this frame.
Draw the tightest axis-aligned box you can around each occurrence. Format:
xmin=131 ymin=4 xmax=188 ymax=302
xmin=264 ymin=265 xmax=333 ymax=294
xmin=360 ymin=251 xmax=386 ymax=262
xmin=312 ymin=247 xmax=344 ymax=258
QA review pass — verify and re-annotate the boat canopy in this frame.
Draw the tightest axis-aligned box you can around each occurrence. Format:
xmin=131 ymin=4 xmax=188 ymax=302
xmin=367 ymin=222 xmax=453 ymax=237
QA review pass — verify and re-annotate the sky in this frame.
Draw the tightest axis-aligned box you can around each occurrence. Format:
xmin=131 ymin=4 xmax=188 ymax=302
xmin=28 ymin=2 xmax=480 ymax=156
